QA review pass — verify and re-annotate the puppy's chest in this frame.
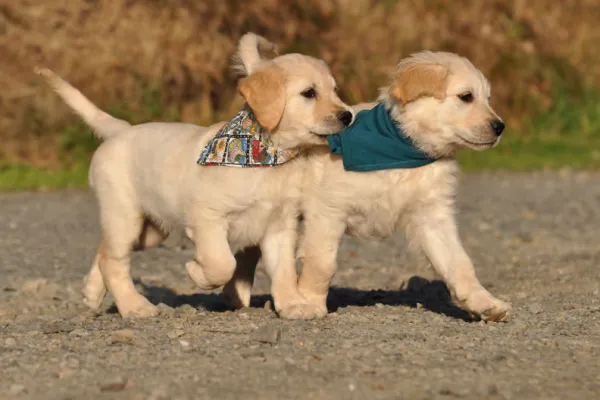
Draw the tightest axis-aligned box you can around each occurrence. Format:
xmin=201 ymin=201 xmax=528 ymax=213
xmin=226 ymin=190 xmax=301 ymax=250
xmin=346 ymin=193 xmax=409 ymax=238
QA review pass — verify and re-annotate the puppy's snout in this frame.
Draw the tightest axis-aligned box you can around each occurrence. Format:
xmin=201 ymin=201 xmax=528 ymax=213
xmin=490 ymin=120 xmax=505 ymax=136
xmin=337 ymin=110 xmax=353 ymax=127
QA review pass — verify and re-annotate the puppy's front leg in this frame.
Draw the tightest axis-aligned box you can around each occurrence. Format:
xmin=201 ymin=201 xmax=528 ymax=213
xmin=261 ymin=215 xmax=322 ymax=320
xmin=410 ymin=207 xmax=511 ymax=321
xmin=296 ymin=214 xmax=346 ymax=318
xmin=185 ymin=223 xmax=237 ymax=290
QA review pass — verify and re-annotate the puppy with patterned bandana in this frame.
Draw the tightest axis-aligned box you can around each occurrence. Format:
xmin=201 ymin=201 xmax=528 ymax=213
xmin=36 ymin=33 xmax=353 ymax=319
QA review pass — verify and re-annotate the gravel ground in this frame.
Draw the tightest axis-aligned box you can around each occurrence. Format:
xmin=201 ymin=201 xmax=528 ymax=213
xmin=1 ymin=172 xmax=599 ymax=400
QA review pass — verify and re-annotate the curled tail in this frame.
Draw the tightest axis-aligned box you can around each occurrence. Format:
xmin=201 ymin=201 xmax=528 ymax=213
xmin=34 ymin=67 xmax=131 ymax=140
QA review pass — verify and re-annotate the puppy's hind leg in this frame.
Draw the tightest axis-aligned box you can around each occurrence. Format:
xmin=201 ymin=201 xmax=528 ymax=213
xmin=82 ymin=219 xmax=167 ymax=311
xmin=82 ymin=243 xmax=108 ymax=310
xmin=98 ymin=199 xmax=158 ymax=318
xmin=134 ymin=218 xmax=169 ymax=250
xmin=222 ymin=247 xmax=261 ymax=309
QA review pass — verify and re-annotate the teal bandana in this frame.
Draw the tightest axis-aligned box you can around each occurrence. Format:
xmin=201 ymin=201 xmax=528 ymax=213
xmin=327 ymin=103 xmax=437 ymax=172
xmin=197 ymin=105 xmax=298 ymax=167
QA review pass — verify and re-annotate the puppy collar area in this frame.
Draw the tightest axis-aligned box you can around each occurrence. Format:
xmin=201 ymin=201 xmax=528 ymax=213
xmin=197 ymin=105 xmax=298 ymax=167
xmin=327 ymin=103 xmax=437 ymax=172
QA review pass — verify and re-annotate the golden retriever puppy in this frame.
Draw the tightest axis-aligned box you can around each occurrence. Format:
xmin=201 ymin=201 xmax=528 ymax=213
xmin=36 ymin=33 xmax=353 ymax=319
xmin=227 ymin=51 xmax=511 ymax=322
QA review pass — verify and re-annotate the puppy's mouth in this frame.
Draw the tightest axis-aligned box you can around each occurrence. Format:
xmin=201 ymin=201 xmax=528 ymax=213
xmin=456 ymin=134 xmax=498 ymax=149
xmin=310 ymin=131 xmax=334 ymax=137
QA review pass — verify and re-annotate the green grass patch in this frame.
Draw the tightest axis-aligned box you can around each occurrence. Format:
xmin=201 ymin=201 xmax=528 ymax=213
xmin=0 ymin=162 xmax=89 ymax=191
xmin=459 ymin=86 xmax=600 ymax=171
xmin=458 ymin=135 xmax=600 ymax=171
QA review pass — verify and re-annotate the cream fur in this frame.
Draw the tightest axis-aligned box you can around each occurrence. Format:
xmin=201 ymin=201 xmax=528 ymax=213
xmin=228 ymin=51 xmax=511 ymax=322
xmin=36 ymin=33 xmax=353 ymax=319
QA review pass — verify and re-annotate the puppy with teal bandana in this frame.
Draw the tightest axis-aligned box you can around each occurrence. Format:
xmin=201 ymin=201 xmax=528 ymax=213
xmin=225 ymin=50 xmax=512 ymax=323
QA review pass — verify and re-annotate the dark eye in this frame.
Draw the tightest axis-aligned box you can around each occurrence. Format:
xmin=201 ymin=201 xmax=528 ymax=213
xmin=458 ymin=92 xmax=474 ymax=103
xmin=301 ymin=88 xmax=317 ymax=99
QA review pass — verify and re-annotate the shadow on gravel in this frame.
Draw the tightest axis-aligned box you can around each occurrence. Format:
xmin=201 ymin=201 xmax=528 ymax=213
xmin=107 ymin=276 xmax=473 ymax=321
xmin=107 ymin=280 xmax=272 ymax=313
xmin=327 ymin=276 xmax=475 ymax=322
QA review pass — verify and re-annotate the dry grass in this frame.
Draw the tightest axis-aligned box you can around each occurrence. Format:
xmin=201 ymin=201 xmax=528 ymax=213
xmin=1 ymin=0 xmax=599 ymax=166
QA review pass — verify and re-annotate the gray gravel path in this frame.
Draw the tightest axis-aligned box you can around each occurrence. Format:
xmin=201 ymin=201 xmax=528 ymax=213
xmin=1 ymin=172 xmax=599 ymax=399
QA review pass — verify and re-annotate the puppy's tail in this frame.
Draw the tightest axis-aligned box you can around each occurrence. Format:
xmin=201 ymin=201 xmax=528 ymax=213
xmin=232 ymin=32 xmax=278 ymax=76
xmin=34 ymin=67 xmax=131 ymax=140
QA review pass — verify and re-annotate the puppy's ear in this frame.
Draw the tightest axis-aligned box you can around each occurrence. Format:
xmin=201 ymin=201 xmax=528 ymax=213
xmin=238 ymin=65 xmax=286 ymax=132
xmin=389 ymin=63 xmax=448 ymax=105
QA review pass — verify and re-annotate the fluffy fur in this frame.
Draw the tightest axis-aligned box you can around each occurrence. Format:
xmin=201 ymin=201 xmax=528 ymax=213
xmin=36 ymin=33 xmax=353 ymax=319
xmin=226 ymin=51 xmax=511 ymax=322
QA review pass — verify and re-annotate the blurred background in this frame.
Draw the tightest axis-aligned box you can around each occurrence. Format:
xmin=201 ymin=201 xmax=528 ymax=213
xmin=1 ymin=0 xmax=599 ymax=189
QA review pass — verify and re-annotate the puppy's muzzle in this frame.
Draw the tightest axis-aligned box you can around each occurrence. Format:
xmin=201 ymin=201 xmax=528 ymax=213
xmin=490 ymin=119 xmax=505 ymax=136
xmin=337 ymin=110 xmax=353 ymax=127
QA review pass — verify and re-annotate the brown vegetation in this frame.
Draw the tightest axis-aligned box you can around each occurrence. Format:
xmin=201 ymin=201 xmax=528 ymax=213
xmin=1 ymin=0 xmax=598 ymax=166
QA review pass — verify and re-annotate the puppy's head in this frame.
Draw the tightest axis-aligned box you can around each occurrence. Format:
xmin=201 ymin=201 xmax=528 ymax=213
xmin=235 ymin=33 xmax=353 ymax=150
xmin=383 ymin=51 xmax=504 ymax=157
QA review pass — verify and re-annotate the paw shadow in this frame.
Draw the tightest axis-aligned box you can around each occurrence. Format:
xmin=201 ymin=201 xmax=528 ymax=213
xmin=107 ymin=276 xmax=472 ymax=321
xmin=327 ymin=276 xmax=475 ymax=322
xmin=105 ymin=279 xmax=273 ymax=314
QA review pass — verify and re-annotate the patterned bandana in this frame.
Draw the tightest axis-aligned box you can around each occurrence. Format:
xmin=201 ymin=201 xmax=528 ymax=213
xmin=197 ymin=105 xmax=298 ymax=167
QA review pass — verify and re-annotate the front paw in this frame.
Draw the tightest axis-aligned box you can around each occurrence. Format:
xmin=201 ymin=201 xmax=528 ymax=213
xmin=118 ymin=295 xmax=159 ymax=319
xmin=185 ymin=260 xmax=220 ymax=290
xmin=455 ymin=289 xmax=511 ymax=322
xmin=277 ymin=302 xmax=328 ymax=320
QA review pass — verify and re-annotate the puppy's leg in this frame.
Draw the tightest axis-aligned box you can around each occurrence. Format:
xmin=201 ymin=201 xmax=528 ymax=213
xmin=409 ymin=207 xmax=511 ymax=322
xmin=134 ymin=218 xmax=168 ymax=250
xmin=82 ymin=243 xmax=107 ymax=310
xmin=82 ymin=219 xmax=167 ymax=311
xmin=261 ymin=216 xmax=322 ymax=320
xmin=97 ymin=200 xmax=158 ymax=318
xmin=222 ymin=247 xmax=261 ymax=309
xmin=185 ymin=223 xmax=236 ymax=290
xmin=297 ymin=215 xmax=346 ymax=318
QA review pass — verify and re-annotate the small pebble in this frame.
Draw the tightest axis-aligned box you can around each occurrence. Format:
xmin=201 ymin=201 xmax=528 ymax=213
xmin=9 ymin=384 xmax=27 ymax=396
xmin=167 ymin=329 xmax=185 ymax=339
xmin=21 ymin=279 xmax=47 ymax=293
xmin=43 ymin=322 xmax=74 ymax=334
xmin=110 ymin=329 xmax=135 ymax=344
xmin=177 ymin=304 xmax=196 ymax=315
xmin=68 ymin=328 xmax=90 ymax=338
xmin=529 ymin=303 xmax=543 ymax=314
xmin=5 ymin=337 xmax=16 ymax=347
xmin=100 ymin=376 xmax=128 ymax=392
xmin=250 ymin=324 xmax=281 ymax=344
xmin=157 ymin=303 xmax=175 ymax=316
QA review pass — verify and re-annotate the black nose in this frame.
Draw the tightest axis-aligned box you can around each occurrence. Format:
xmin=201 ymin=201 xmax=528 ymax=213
xmin=337 ymin=110 xmax=353 ymax=127
xmin=490 ymin=119 xmax=505 ymax=136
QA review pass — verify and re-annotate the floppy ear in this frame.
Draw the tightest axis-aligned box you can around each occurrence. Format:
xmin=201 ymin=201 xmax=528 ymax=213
xmin=238 ymin=66 xmax=286 ymax=132
xmin=389 ymin=63 xmax=448 ymax=105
